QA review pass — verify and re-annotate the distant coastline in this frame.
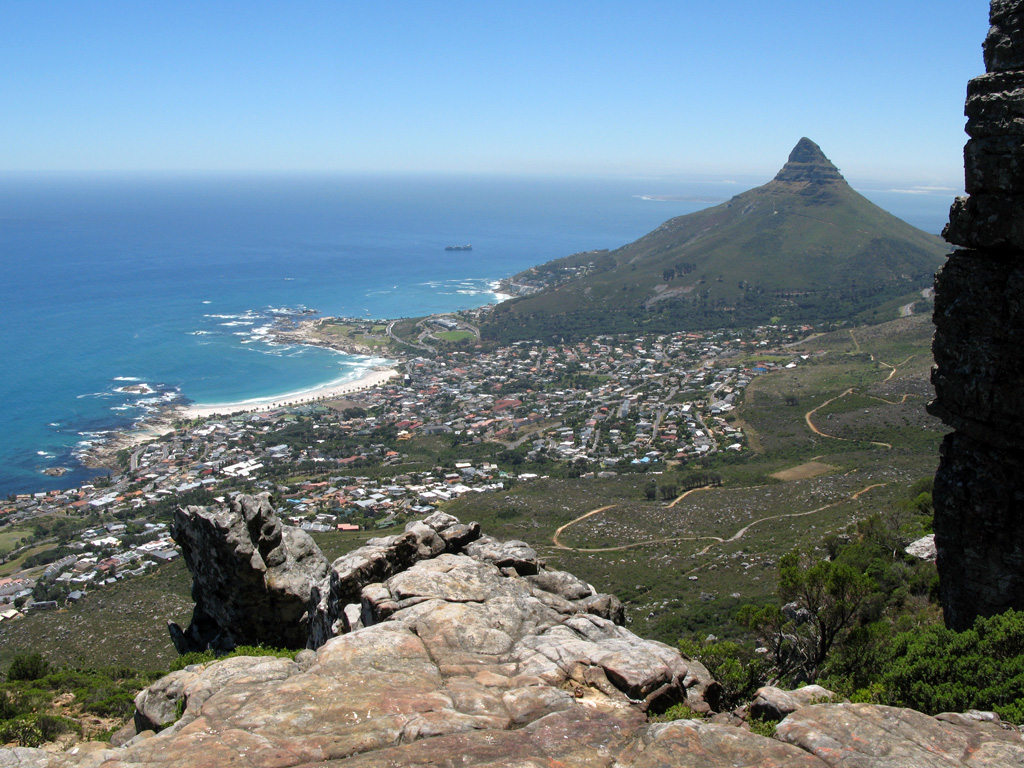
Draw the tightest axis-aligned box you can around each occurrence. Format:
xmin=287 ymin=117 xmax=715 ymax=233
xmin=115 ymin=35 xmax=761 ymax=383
xmin=636 ymin=194 xmax=728 ymax=204
xmin=81 ymin=364 xmax=399 ymax=471
xmin=3 ymin=175 xmax=952 ymax=497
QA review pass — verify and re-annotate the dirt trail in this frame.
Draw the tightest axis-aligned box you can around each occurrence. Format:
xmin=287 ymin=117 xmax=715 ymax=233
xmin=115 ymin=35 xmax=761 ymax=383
xmin=804 ymin=388 xmax=855 ymax=439
xmin=804 ymin=391 xmax=893 ymax=450
xmin=667 ymin=485 xmax=714 ymax=508
xmin=552 ymin=505 xmax=616 ymax=549
xmin=801 ymin=354 xmax=916 ymax=450
xmin=549 ymin=483 xmax=885 ymax=556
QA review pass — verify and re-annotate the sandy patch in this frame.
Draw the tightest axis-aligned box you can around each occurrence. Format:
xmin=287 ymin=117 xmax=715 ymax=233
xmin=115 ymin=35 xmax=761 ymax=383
xmin=770 ymin=461 xmax=837 ymax=482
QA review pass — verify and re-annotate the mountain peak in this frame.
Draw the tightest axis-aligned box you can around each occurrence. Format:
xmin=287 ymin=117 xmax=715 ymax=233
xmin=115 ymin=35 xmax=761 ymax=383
xmin=772 ymin=137 xmax=846 ymax=185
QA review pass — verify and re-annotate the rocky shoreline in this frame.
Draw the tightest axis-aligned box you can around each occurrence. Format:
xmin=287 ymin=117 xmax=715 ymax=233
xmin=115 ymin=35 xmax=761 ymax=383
xmin=267 ymin=315 xmax=400 ymax=358
xmin=78 ymin=408 xmax=181 ymax=472
xmin=74 ymin=315 xmax=404 ymax=476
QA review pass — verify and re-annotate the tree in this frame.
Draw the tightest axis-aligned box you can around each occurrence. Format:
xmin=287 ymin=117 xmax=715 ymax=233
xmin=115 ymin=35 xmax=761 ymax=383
xmin=741 ymin=551 xmax=871 ymax=684
xmin=643 ymin=481 xmax=657 ymax=501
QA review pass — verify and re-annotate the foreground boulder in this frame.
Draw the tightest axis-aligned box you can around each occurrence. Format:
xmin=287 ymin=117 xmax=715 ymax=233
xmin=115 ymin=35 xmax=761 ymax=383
xmin=777 ymin=704 xmax=1024 ymax=767
xmin=9 ymin=662 xmax=1024 ymax=767
xmin=750 ymin=685 xmax=835 ymax=723
xmin=4 ymin=501 xmax=1024 ymax=766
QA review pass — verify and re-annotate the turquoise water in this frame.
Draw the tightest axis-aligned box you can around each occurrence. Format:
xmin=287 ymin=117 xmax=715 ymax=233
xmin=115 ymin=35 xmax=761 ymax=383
xmin=0 ymin=174 xmax=952 ymax=496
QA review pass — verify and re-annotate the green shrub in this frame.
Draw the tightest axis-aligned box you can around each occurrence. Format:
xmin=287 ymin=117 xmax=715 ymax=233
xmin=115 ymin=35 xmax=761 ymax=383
xmin=679 ymin=637 xmax=772 ymax=710
xmin=169 ymin=651 xmax=216 ymax=671
xmin=32 ymin=714 xmax=79 ymax=742
xmin=880 ymin=609 xmax=1024 ymax=723
xmin=748 ymin=716 xmax=776 ymax=738
xmin=0 ymin=713 xmax=78 ymax=746
xmin=7 ymin=653 xmax=50 ymax=682
xmin=0 ymin=689 xmax=26 ymax=721
xmin=0 ymin=718 xmax=44 ymax=747
xmin=649 ymin=702 xmax=704 ymax=722
xmin=169 ymin=645 xmax=294 ymax=672
xmin=231 ymin=645 xmax=295 ymax=659
xmin=86 ymin=691 xmax=136 ymax=719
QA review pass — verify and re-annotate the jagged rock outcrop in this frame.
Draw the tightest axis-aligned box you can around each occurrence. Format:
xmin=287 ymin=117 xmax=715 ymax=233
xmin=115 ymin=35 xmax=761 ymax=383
xmin=930 ymin=0 xmax=1024 ymax=630
xmin=4 ymin=502 xmax=1024 ymax=765
xmin=169 ymin=499 xmax=714 ymax=715
xmin=169 ymin=493 xmax=330 ymax=652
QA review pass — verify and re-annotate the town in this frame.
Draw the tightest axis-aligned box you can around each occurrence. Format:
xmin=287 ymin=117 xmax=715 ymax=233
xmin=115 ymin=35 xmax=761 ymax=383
xmin=0 ymin=318 xmax=818 ymax=619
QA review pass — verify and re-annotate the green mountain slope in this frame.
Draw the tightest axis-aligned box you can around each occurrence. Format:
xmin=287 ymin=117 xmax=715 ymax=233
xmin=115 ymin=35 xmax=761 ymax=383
xmin=484 ymin=139 xmax=949 ymax=342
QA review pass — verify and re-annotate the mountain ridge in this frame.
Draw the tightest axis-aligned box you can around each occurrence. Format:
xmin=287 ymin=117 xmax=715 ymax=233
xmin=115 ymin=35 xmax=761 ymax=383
xmin=483 ymin=139 xmax=948 ymax=342
xmin=770 ymin=136 xmax=847 ymax=186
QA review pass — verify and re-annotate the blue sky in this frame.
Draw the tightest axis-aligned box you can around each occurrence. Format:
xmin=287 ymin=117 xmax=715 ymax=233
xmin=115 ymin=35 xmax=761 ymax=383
xmin=0 ymin=1 xmax=989 ymax=187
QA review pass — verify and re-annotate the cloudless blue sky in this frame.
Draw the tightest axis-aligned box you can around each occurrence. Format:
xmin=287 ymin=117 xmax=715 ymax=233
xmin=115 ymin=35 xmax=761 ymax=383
xmin=0 ymin=1 xmax=990 ymax=187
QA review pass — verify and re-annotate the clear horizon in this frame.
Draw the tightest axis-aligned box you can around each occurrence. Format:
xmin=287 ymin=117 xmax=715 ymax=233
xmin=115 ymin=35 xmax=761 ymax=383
xmin=1 ymin=1 xmax=989 ymax=189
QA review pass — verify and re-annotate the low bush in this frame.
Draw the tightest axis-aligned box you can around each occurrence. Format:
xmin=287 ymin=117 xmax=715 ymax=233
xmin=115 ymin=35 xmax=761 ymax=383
xmin=879 ymin=609 xmax=1024 ymax=723
xmin=169 ymin=645 xmax=295 ymax=672
xmin=0 ymin=718 xmax=44 ymax=747
xmin=7 ymin=653 xmax=49 ymax=682
xmin=649 ymin=702 xmax=704 ymax=722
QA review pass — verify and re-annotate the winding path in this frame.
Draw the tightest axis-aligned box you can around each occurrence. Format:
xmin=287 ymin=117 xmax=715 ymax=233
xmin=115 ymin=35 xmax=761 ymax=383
xmin=552 ymin=505 xmax=616 ymax=549
xmin=549 ymin=482 xmax=885 ymax=555
xmin=803 ymin=390 xmax=894 ymax=450
xmin=801 ymin=354 xmax=917 ymax=450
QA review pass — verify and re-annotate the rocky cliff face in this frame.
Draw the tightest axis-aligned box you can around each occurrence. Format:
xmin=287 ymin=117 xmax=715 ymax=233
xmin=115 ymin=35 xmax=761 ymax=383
xmin=770 ymin=137 xmax=847 ymax=187
xmin=168 ymin=495 xmax=715 ymax=716
xmin=930 ymin=0 xmax=1024 ymax=631
xmin=169 ymin=494 xmax=330 ymax=652
xmin=3 ymin=501 xmax=1024 ymax=767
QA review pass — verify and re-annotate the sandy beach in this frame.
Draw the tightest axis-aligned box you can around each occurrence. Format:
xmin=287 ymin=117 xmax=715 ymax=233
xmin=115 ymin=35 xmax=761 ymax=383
xmin=176 ymin=366 xmax=399 ymax=419
xmin=81 ymin=363 xmax=399 ymax=472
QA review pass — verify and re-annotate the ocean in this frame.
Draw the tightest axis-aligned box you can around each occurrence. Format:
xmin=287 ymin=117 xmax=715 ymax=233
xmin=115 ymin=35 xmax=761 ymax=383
xmin=0 ymin=173 xmax=954 ymax=497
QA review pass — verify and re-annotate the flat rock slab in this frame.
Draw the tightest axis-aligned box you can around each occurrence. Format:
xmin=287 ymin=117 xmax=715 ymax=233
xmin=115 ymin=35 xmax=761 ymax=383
xmin=777 ymin=703 xmax=1024 ymax=767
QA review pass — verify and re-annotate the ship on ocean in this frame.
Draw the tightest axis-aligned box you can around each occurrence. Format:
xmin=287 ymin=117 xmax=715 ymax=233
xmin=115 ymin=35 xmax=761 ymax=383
xmin=444 ymin=244 xmax=472 ymax=251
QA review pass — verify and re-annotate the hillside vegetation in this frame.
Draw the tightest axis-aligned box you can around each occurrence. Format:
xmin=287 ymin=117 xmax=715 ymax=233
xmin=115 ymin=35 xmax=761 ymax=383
xmin=451 ymin=315 xmax=944 ymax=642
xmin=484 ymin=139 xmax=947 ymax=342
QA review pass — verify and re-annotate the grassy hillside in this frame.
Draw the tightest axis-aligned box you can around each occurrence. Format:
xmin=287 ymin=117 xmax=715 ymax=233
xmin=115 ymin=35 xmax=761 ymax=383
xmin=484 ymin=140 xmax=948 ymax=342
xmin=450 ymin=314 xmax=944 ymax=642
